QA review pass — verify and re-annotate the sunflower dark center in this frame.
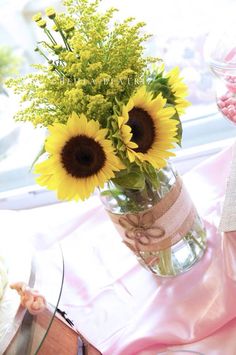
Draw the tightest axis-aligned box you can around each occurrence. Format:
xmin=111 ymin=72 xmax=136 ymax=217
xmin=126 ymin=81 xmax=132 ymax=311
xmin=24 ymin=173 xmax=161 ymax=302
xmin=127 ymin=107 xmax=156 ymax=153
xmin=61 ymin=135 xmax=106 ymax=178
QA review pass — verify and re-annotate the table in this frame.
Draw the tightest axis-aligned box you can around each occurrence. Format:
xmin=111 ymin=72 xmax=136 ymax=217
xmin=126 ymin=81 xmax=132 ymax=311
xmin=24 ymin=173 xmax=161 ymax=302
xmin=1 ymin=144 xmax=236 ymax=354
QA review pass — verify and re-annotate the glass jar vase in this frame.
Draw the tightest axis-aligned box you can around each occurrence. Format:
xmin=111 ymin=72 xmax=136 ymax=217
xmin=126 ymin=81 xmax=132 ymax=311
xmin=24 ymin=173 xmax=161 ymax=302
xmin=100 ymin=164 xmax=207 ymax=277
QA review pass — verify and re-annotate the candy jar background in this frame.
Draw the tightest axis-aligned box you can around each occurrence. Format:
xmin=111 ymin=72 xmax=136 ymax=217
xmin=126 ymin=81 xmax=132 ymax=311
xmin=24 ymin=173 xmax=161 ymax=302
xmin=205 ymin=25 xmax=236 ymax=124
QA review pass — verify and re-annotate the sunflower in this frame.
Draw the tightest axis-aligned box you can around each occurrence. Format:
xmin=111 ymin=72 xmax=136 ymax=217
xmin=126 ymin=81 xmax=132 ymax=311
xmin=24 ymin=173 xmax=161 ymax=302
xmin=118 ymin=86 xmax=178 ymax=169
xmin=165 ymin=67 xmax=190 ymax=115
xmin=34 ymin=112 xmax=124 ymax=201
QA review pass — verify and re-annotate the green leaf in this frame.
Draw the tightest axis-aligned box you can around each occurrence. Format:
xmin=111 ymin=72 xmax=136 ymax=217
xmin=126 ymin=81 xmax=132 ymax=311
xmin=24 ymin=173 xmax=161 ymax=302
xmin=117 ymin=140 xmax=126 ymax=151
xmin=172 ymin=111 xmax=182 ymax=146
xmin=112 ymin=172 xmax=145 ymax=190
xmin=112 ymin=131 xmax=120 ymax=139
xmin=29 ymin=144 xmax=46 ymax=171
xmin=143 ymin=163 xmax=160 ymax=189
xmin=111 ymin=120 xmax=118 ymax=130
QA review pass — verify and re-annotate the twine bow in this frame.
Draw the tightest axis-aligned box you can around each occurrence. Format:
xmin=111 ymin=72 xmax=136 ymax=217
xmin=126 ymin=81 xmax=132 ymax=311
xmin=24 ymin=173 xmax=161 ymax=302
xmin=119 ymin=212 xmax=165 ymax=252
xmin=108 ymin=177 xmax=196 ymax=259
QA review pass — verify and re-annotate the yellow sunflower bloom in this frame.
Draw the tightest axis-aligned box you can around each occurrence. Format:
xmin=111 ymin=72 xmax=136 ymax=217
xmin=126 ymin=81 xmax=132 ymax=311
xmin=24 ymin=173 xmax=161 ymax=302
xmin=118 ymin=86 xmax=178 ymax=169
xmin=34 ymin=112 xmax=124 ymax=201
xmin=165 ymin=67 xmax=190 ymax=115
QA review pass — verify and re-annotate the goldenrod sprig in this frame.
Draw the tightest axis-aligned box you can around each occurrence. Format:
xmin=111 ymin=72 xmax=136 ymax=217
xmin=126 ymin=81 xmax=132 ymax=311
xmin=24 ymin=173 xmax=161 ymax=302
xmin=35 ymin=16 xmax=58 ymax=46
xmin=7 ymin=0 xmax=156 ymax=127
xmin=45 ymin=7 xmax=56 ymax=19
xmin=53 ymin=17 xmax=72 ymax=51
xmin=45 ymin=7 xmax=72 ymax=51
xmin=34 ymin=46 xmax=64 ymax=78
xmin=32 ymin=13 xmax=42 ymax=22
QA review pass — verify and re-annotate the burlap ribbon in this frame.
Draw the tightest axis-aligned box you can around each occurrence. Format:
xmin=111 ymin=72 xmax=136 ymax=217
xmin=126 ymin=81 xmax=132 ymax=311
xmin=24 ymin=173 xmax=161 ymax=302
xmin=108 ymin=177 xmax=196 ymax=253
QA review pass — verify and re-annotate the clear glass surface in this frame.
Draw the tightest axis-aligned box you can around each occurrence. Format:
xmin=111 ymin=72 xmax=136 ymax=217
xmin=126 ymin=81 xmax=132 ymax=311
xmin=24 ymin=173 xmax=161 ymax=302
xmin=4 ymin=243 xmax=64 ymax=355
xmin=101 ymin=165 xmax=207 ymax=277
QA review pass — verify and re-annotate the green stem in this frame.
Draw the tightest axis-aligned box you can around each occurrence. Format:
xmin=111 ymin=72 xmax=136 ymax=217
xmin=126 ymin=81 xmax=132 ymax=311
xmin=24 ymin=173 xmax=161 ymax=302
xmin=158 ymin=248 xmax=175 ymax=275
xmin=184 ymin=234 xmax=197 ymax=259
xmin=145 ymin=179 xmax=159 ymax=204
xmin=44 ymin=28 xmax=57 ymax=45
xmin=53 ymin=19 xmax=72 ymax=51
xmin=103 ymin=182 xmax=127 ymax=214
xmin=189 ymin=235 xmax=205 ymax=251
xmin=36 ymin=47 xmax=51 ymax=63
xmin=54 ymin=67 xmax=64 ymax=78
xmin=38 ymin=41 xmax=55 ymax=52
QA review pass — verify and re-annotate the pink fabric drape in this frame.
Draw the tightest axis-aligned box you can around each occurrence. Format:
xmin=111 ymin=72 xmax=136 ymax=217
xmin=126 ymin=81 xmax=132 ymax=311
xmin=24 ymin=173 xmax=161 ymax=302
xmin=2 ymin=145 xmax=236 ymax=354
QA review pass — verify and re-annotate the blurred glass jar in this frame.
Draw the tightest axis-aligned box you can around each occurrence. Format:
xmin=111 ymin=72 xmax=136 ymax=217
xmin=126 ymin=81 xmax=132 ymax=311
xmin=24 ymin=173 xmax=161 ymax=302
xmin=205 ymin=24 xmax=236 ymax=124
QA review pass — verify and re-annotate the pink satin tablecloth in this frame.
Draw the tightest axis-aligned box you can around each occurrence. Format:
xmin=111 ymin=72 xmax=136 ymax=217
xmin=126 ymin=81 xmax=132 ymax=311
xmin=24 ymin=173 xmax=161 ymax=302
xmin=2 ymin=145 xmax=236 ymax=354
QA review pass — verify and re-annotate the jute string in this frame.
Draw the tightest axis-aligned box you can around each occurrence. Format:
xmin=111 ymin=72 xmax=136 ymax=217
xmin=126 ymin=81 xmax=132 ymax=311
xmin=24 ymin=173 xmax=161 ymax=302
xmin=108 ymin=177 xmax=196 ymax=253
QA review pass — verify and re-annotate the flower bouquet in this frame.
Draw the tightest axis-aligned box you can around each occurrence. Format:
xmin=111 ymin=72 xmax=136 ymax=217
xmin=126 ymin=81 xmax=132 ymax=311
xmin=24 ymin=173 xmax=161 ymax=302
xmin=7 ymin=0 xmax=206 ymax=276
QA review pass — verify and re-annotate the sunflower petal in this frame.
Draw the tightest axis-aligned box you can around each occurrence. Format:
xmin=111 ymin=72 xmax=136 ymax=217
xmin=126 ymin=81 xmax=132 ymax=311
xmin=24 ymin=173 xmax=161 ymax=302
xmin=34 ymin=112 xmax=123 ymax=201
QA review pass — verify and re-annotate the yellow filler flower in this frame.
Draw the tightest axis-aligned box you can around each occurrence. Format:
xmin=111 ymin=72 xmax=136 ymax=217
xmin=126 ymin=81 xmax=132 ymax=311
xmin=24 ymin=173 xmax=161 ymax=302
xmin=45 ymin=7 xmax=56 ymax=19
xmin=118 ymin=86 xmax=178 ymax=169
xmin=34 ymin=113 xmax=124 ymax=201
